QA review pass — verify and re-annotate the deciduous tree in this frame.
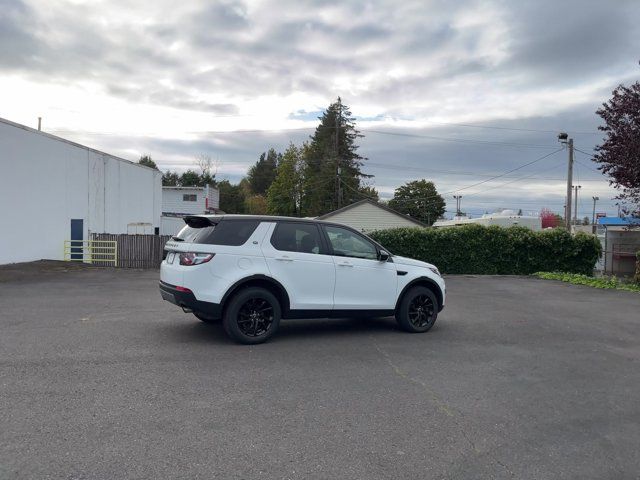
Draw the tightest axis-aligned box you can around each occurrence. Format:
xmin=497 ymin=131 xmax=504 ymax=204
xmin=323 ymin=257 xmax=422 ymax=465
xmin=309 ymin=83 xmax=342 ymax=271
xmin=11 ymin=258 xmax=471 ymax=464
xmin=388 ymin=180 xmax=445 ymax=226
xmin=593 ymin=80 xmax=640 ymax=216
xmin=267 ymin=144 xmax=302 ymax=216
xmin=540 ymin=208 xmax=561 ymax=229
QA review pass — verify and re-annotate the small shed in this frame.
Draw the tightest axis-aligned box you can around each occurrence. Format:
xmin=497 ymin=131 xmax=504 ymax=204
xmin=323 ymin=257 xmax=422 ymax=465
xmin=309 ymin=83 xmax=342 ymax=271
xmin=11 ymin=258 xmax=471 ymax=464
xmin=317 ymin=199 xmax=426 ymax=232
xmin=596 ymin=217 xmax=640 ymax=277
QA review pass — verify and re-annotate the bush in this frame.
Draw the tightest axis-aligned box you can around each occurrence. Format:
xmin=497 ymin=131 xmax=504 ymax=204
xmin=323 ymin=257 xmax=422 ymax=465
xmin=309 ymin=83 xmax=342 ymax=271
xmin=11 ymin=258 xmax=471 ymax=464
xmin=369 ymin=225 xmax=601 ymax=275
xmin=533 ymin=272 xmax=640 ymax=293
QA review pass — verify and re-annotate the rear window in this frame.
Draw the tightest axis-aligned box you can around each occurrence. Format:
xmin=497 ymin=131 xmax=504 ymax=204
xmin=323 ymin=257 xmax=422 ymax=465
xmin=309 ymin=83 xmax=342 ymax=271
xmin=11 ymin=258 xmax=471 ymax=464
xmin=175 ymin=220 xmax=259 ymax=246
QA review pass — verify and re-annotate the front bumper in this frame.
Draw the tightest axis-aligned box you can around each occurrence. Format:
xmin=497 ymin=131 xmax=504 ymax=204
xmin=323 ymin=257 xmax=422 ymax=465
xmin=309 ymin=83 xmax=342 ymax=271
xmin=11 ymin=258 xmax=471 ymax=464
xmin=159 ymin=281 xmax=222 ymax=319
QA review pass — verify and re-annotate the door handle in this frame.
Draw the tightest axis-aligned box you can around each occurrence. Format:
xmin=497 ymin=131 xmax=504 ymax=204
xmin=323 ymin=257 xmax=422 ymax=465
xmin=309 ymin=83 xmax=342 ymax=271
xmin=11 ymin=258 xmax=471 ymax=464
xmin=338 ymin=262 xmax=353 ymax=267
xmin=276 ymin=256 xmax=294 ymax=262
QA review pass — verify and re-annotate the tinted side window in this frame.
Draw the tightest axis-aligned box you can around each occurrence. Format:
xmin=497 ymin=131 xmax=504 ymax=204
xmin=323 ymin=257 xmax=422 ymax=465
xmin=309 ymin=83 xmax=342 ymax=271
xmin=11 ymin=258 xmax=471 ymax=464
xmin=176 ymin=220 xmax=259 ymax=246
xmin=175 ymin=225 xmax=213 ymax=243
xmin=204 ymin=220 xmax=260 ymax=246
xmin=271 ymin=223 xmax=322 ymax=254
xmin=324 ymin=225 xmax=378 ymax=260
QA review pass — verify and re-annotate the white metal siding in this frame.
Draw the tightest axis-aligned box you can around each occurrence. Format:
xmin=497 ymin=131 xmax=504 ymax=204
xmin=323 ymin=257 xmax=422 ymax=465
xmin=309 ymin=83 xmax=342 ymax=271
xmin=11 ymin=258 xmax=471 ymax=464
xmin=0 ymin=118 xmax=161 ymax=264
xmin=321 ymin=202 xmax=422 ymax=232
xmin=162 ymin=188 xmax=206 ymax=215
xmin=207 ymin=186 xmax=220 ymax=210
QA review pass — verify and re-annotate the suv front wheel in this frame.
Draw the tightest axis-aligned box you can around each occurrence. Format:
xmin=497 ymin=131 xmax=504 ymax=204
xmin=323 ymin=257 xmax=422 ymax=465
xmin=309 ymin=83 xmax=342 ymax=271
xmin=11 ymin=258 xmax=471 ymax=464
xmin=223 ymin=287 xmax=281 ymax=344
xmin=396 ymin=286 xmax=439 ymax=333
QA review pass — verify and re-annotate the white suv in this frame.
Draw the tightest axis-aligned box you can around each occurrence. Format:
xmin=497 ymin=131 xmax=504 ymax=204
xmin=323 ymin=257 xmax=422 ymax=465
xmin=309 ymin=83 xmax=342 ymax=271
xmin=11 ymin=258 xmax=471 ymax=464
xmin=160 ymin=215 xmax=445 ymax=344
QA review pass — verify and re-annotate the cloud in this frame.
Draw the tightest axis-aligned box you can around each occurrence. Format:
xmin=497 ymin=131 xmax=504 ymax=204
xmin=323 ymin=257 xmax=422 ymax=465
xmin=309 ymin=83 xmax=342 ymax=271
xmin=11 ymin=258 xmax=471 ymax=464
xmin=0 ymin=0 xmax=635 ymax=217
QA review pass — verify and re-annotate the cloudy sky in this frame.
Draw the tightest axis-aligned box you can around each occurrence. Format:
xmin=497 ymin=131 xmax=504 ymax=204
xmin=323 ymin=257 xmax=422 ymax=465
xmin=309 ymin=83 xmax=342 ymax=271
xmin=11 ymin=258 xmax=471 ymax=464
xmin=2 ymin=0 xmax=639 ymax=218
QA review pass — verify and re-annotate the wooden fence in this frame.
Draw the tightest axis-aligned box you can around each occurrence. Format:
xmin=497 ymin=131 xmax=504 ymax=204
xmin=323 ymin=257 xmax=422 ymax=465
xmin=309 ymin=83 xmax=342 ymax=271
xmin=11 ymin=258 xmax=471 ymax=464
xmin=90 ymin=233 xmax=171 ymax=268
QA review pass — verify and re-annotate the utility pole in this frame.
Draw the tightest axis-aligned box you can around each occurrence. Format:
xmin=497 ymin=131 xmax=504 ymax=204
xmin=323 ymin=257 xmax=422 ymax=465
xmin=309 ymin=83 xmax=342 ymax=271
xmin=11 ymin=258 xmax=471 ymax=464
xmin=37 ymin=117 xmax=42 ymax=131
xmin=591 ymin=196 xmax=599 ymax=225
xmin=453 ymin=195 xmax=462 ymax=216
xmin=335 ymin=98 xmax=342 ymax=210
xmin=573 ymin=184 xmax=581 ymax=226
xmin=558 ymin=133 xmax=573 ymax=230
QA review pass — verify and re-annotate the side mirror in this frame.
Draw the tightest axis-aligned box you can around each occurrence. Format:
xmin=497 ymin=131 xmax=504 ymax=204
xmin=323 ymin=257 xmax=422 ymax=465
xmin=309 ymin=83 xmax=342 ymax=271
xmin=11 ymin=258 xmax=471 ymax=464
xmin=378 ymin=249 xmax=390 ymax=262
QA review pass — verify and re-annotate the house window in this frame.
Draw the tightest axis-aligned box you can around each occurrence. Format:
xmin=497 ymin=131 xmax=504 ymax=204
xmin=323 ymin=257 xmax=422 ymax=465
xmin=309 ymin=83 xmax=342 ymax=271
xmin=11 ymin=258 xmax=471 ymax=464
xmin=183 ymin=194 xmax=197 ymax=202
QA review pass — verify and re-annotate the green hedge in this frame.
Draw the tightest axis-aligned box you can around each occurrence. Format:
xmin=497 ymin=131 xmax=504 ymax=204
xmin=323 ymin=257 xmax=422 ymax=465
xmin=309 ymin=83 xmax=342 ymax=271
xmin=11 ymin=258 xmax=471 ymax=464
xmin=369 ymin=225 xmax=602 ymax=275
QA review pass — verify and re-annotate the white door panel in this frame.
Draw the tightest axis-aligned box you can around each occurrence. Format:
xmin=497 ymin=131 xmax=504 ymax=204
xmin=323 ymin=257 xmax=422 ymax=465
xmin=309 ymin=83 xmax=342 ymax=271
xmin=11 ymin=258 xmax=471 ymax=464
xmin=323 ymin=224 xmax=397 ymax=310
xmin=332 ymin=257 xmax=397 ymax=309
xmin=262 ymin=223 xmax=335 ymax=310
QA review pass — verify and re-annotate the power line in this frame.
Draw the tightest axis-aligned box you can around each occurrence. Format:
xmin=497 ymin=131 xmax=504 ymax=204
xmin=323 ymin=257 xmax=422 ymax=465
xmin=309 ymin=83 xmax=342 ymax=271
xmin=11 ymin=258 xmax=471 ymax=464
xmin=405 ymin=120 xmax=602 ymax=136
xmin=364 ymin=160 xmax=606 ymax=181
xmin=464 ymin=159 xmax=566 ymax=198
xmin=574 ymin=147 xmax=596 ymax=157
xmin=362 ymin=129 xmax=558 ymax=149
xmin=341 ymin=148 xmax=567 ymax=204
xmin=53 ymin=125 xmax=560 ymax=150
xmin=444 ymin=147 xmax=565 ymax=195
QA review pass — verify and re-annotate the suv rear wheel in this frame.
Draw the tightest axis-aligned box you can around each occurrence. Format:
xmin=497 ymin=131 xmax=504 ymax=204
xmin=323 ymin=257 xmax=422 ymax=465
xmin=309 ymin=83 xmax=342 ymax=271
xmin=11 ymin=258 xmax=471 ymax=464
xmin=396 ymin=286 xmax=438 ymax=333
xmin=223 ymin=287 xmax=281 ymax=344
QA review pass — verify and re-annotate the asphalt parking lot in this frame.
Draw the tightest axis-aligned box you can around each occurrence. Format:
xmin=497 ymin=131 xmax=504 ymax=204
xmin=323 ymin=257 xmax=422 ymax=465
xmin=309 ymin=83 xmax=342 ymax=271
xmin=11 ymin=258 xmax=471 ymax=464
xmin=1 ymin=263 xmax=639 ymax=479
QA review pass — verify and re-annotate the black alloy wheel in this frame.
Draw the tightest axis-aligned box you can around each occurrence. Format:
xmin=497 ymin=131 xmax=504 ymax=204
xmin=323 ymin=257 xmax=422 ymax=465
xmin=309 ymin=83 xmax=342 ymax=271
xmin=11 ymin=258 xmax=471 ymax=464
xmin=396 ymin=286 xmax=439 ymax=333
xmin=223 ymin=287 xmax=281 ymax=344
xmin=407 ymin=294 xmax=435 ymax=328
xmin=236 ymin=298 xmax=274 ymax=337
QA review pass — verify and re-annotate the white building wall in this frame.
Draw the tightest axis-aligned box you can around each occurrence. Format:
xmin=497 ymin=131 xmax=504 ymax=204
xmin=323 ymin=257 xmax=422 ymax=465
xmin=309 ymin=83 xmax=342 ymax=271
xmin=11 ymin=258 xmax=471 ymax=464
xmin=321 ymin=202 xmax=423 ymax=232
xmin=160 ymin=216 xmax=187 ymax=236
xmin=0 ymin=118 xmax=161 ymax=264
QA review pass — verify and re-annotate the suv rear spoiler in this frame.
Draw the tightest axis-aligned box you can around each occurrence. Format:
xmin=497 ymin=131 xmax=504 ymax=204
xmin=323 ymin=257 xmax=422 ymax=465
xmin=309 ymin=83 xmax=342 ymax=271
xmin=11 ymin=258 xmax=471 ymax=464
xmin=183 ymin=216 xmax=220 ymax=228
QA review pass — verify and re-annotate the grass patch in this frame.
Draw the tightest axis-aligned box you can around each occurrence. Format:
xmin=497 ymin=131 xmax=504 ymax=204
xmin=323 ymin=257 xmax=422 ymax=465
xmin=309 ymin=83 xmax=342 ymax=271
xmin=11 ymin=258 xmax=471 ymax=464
xmin=533 ymin=272 xmax=640 ymax=293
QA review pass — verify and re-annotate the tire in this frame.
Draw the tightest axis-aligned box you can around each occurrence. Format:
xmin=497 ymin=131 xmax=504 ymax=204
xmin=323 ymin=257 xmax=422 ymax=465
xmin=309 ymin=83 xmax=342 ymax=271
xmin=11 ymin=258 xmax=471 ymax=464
xmin=395 ymin=286 xmax=439 ymax=333
xmin=222 ymin=287 xmax=281 ymax=344
xmin=193 ymin=311 xmax=220 ymax=324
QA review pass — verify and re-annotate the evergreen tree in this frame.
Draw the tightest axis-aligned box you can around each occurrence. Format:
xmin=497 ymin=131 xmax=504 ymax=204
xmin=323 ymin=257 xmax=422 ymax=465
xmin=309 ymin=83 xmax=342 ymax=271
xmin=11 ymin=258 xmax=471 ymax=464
xmin=217 ymin=179 xmax=246 ymax=213
xmin=388 ymin=179 xmax=445 ymax=226
xmin=180 ymin=169 xmax=201 ymax=187
xmin=267 ymin=143 xmax=302 ymax=216
xmin=300 ymin=98 xmax=369 ymax=216
xmin=162 ymin=170 xmax=179 ymax=186
xmin=138 ymin=155 xmax=157 ymax=169
xmin=247 ymin=148 xmax=281 ymax=195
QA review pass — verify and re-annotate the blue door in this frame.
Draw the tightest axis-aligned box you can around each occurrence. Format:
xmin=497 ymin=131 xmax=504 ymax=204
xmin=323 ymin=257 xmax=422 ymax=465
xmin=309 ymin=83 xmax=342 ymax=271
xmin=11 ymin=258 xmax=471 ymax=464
xmin=70 ymin=219 xmax=83 ymax=260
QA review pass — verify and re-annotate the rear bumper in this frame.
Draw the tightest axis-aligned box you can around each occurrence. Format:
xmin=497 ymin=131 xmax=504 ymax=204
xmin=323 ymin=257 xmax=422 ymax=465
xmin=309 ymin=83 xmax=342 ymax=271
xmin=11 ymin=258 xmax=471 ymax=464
xmin=159 ymin=281 xmax=222 ymax=319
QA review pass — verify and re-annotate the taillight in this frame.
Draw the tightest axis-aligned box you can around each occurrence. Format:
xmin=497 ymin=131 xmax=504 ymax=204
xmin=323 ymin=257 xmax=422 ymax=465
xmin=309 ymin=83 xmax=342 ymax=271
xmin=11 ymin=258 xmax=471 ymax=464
xmin=179 ymin=252 xmax=215 ymax=266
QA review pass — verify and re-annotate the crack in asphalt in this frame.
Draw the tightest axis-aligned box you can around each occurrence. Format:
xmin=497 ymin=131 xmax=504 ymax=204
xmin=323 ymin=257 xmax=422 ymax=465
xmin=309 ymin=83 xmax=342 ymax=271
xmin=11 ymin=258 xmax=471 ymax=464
xmin=370 ymin=336 xmax=516 ymax=478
